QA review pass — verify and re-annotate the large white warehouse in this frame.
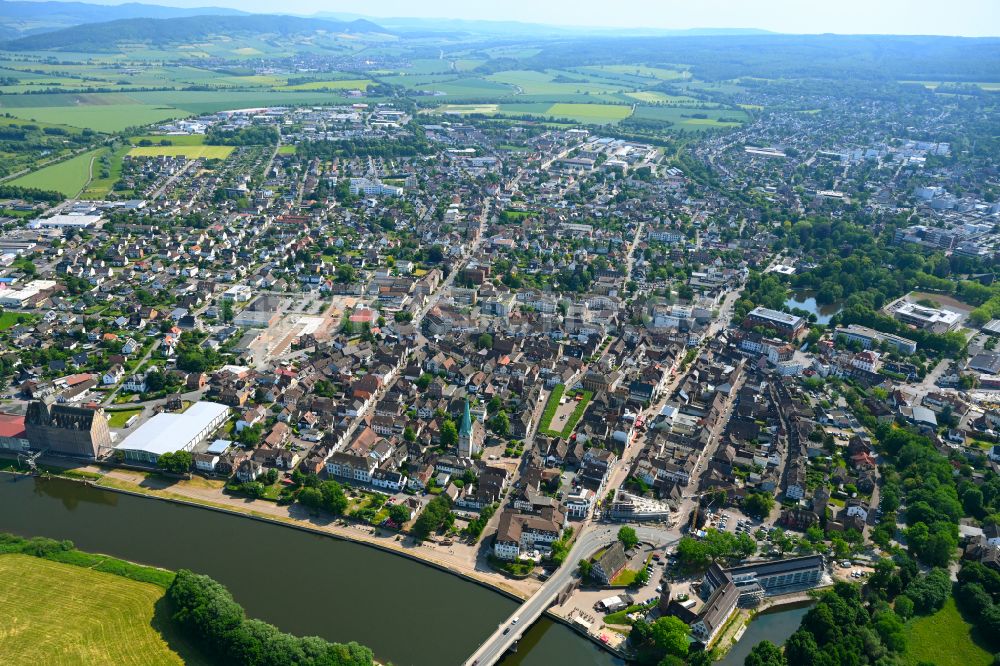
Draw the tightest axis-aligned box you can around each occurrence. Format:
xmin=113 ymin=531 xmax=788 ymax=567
xmin=115 ymin=401 xmax=229 ymax=464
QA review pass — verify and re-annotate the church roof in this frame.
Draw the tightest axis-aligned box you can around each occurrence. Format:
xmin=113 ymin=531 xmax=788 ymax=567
xmin=460 ymin=399 xmax=473 ymax=437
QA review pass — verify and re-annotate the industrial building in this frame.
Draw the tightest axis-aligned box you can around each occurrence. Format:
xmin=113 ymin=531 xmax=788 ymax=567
xmin=24 ymin=400 xmax=111 ymax=458
xmin=0 ymin=279 xmax=59 ymax=308
xmin=115 ymin=401 xmax=229 ymax=464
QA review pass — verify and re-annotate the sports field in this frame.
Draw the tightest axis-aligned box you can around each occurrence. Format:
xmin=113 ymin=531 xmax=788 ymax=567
xmin=0 ymin=554 xmax=199 ymax=665
xmin=10 ymin=148 xmax=102 ymax=197
xmin=128 ymin=145 xmax=234 ymax=159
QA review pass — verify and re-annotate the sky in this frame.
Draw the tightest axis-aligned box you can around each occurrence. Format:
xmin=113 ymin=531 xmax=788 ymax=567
xmin=57 ymin=0 xmax=1000 ymax=36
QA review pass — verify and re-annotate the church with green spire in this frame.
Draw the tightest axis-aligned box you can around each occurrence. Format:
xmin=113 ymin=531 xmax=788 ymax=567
xmin=458 ymin=398 xmax=481 ymax=459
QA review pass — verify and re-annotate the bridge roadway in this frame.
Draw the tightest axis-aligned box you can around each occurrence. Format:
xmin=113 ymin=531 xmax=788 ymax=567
xmin=464 ymin=524 xmax=677 ymax=666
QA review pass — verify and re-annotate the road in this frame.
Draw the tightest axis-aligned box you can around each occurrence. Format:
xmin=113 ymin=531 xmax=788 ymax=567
xmin=148 ymin=159 xmax=195 ymax=201
xmin=464 ymin=525 xmax=676 ymax=666
xmin=100 ymin=340 xmax=161 ymax=406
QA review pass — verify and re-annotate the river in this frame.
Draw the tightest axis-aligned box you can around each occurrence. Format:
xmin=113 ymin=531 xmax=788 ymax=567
xmin=0 ymin=473 xmax=619 ymax=666
xmin=717 ymin=602 xmax=814 ymax=666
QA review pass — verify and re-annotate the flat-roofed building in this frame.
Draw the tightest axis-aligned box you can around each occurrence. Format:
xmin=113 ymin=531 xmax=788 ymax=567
xmin=888 ymin=301 xmax=961 ymax=333
xmin=115 ymin=401 xmax=229 ymax=464
xmin=834 ymin=324 xmax=918 ymax=355
xmin=744 ymin=306 xmax=806 ymax=338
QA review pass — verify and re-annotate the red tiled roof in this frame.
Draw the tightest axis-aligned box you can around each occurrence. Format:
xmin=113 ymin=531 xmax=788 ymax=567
xmin=0 ymin=413 xmax=25 ymax=439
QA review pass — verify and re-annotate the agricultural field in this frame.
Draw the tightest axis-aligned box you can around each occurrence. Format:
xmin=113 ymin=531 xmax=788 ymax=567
xmin=10 ymin=148 xmax=103 ymax=197
xmin=625 ymin=91 xmax=700 ymax=104
xmin=279 ymin=78 xmax=372 ymax=91
xmin=903 ymin=598 xmax=993 ymax=666
xmin=0 ymin=554 xmax=201 ymax=666
xmin=589 ymin=64 xmax=692 ymax=81
xmin=2 ymin=103 xmax=186 ymax=133
xmin=486 ymin=69 xmax=634 ymax=95
xmin=545 ymin=102 xmax=633 ymax=123
xmin=129 ymin=134 xmax=207 ymax=146
xmin=427 ymin=103 xmax=500 ymax=115
xmin=631 ymin=105 xmax=748 ymax=130
xmin=128 ymin=145 xmax=234 ymax=159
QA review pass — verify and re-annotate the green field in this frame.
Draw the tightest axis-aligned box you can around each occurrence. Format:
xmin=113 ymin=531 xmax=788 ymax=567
xmin=545 ymin=103 xmax=633 ymax=123
xmin=128 ymin=145 xmax=234 ymax=159
xmin=0 ymin=554 xmax=200 ymax=665
xmin=3 ymin=104 xmax=186 ymax=132
xmin=625 ymin=91 xmax=700 ymax=104
xmin=632 ymin=105 xmax=748 ymax=130
xmin=129 ymin=134 xmax=206 ymax=146
xmin=0 ymin=312 xmax=31 ymax=331
xmin=487 ymin=69 xmax=634 ymax=95
xmin=280 ymin=79 xmax=372 ymax=91
xmin=903 ymin=598 xmax=993 ymax=666
xmin=428 ymin=103 xmax=500 ymax=115
xmin=80 ymin=145 xmax=130 ymax=199
xmin=11 ymin=148 xmax=102 ymax=197
xmin=590 ymin=64 xmax=691 ymax=81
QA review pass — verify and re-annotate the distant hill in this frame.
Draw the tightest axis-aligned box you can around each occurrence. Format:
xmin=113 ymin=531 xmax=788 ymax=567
xmin=0 ymin=13 xmax=388 ymax=51
xmin=314 ymin=12 xmax=774 ymax=37
xmin=0 ymin=1 xmax=248 ymax=37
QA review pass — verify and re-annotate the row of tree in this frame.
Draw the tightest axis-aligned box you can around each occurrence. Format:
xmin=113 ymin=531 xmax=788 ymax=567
xmin=168 ymin=569 xmax=373 ymax=666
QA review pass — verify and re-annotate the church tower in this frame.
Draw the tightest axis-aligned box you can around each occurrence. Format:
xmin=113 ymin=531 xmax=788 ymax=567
xmin=458 ymin=399 xmax=480 ymax=459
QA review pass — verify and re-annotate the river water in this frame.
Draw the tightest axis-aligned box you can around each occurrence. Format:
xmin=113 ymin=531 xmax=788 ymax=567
xmin=717 ymin=602 xmax=814 ymax=666
xmin=0 ymin=473 xmax=619 ymax=666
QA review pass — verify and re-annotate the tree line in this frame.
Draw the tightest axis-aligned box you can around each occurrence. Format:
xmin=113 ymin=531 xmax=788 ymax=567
xmin=168 ymin=569 xmax=374 ymax=666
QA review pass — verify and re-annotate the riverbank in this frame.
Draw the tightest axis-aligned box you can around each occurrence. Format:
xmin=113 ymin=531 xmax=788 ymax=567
xmin=0 ymin=471 xmax=535 ymax=666
xmin=713 ymin=591 xmax=824 ymax=661
xmin=0 ymin=534 xmax=378 ymax=666
xmin=0 ymin=461 xmax=631 ymax=664
xmin=1 ymin=458 xmax=540 ymax=602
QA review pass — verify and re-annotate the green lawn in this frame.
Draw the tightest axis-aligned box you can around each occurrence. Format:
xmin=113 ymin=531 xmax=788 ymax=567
xmin=107 ymin=408 xmax=142 ymax=429
xmin=903 ymin=597 xmax=993 ymax=666
xmin=538 ymin=385 xmax=594 ymax=438
xmin=0 ymin=554 xmax=204 ymax=665
xmin=611 ymin=568 xmax=639 ymax=586
xmin=0 ymin=312 xmax=31 ymax=331
xmin=10 ymin=148 xmax=103 ymax=197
